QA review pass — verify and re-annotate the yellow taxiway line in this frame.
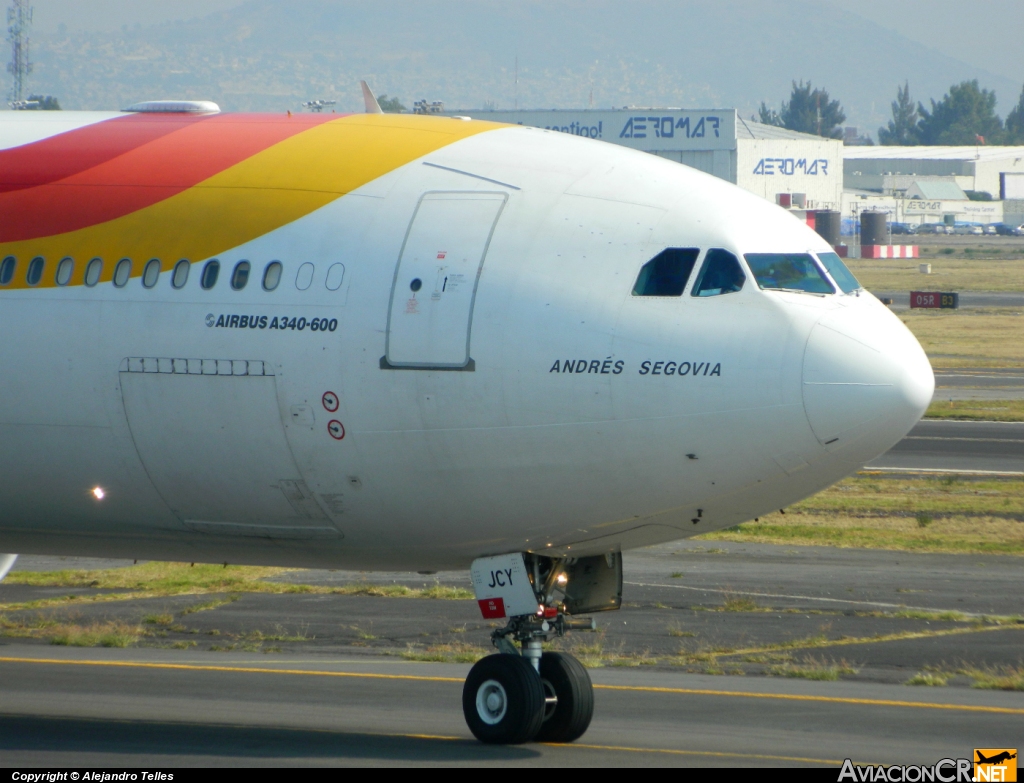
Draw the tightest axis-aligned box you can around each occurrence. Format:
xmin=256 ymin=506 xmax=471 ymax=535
xmin=2 ymin=655 xmax=1023 ymax=716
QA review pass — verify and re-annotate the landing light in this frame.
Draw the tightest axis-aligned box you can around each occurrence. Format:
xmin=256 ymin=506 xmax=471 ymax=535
xmin=91 ymin=487 xmax=105 ymax=500
xmin=556 ymin=573 xmax=568 ymax=585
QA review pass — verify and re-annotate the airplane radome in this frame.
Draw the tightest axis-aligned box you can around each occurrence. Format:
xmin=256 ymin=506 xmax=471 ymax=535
xmin=0 ymin=102 xmax=934 ymax=744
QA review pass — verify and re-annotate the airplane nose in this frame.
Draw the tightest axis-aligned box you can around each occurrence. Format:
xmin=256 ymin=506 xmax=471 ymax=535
xmin=802 ymin=303 xmax=934 ymax=452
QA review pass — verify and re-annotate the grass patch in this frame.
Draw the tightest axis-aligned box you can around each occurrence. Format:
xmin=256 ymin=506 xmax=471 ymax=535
xmin=847 ymin=255 xmax=1024 ymax=294
xmin=899 ymin=309 xmax=1024 ymax=369
xmin=400 ymin=641 xmax=488 ymax=664
xmin=4 ymin=562 xmax=474 ymax=601
xmin=906 ymin=672 xmax=949 ymax=686
xmin=673 ymin=645 xmax=737 ymax=665
xmin=700 ymin=474 xmax=1024 ymax=555
xmin=143 ymin=613 xmax=174 ymax=625
xmin=964 ymin=665 xmax=1024 ymax=691
xmin=50 ymin=621 xmax=143 ymax=648
xmin=606 ymin=650 xmax=660 ymax=667
xmin=926 ymin=399 xmax=1024 ymax=422
xmin=242 ymin=625 xmax=313 ymax=643
xmin=721 ymin=596 xmax=761 ymax=612
xmin=180 ymin=596 xmax=240 ymax=615
xmin=769 ymin=657 xmax=859 ymax=681
xmin=548 ymin=632 xmax=608 ymax=668
xmin=1 ymin=614 xmax=142 ymax=647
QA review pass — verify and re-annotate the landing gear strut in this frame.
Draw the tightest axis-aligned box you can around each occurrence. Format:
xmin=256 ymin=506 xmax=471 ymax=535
xmin=463 ymin=552 xmax=620 ymax=744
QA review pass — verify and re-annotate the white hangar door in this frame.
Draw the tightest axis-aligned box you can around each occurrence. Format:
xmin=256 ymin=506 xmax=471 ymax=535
xmin=385 ymin=191 xmax=507 ymax=369
xmin=119 ymin=359 xmax=338 ymax=539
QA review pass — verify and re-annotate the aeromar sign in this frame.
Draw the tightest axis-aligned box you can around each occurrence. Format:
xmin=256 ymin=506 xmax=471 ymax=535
xmin=752 ymin=158 xmax=830 ymax=176
xmin=619 ymin=115 xmax=721 ymax=140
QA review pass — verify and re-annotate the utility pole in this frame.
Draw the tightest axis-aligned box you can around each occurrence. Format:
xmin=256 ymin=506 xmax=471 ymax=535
xmin=7 ymin=0 xmax=32 ymax=104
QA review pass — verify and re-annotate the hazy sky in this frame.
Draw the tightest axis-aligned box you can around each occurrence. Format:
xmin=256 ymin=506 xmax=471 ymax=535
xmin=29 ymin=0 xmax=1024 ymax=88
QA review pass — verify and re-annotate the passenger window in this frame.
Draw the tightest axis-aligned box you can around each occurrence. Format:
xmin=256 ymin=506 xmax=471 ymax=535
xmin=744 ymin=253 xmax=833 ymax=294
xmin=56 ymin=257 xmax=74 ymax=286
xmin=27 ymin=257 xmax=44 ymax=286
xmin=171 ymin=260 xmax=190 ymax=289
xmin=295 ymin=262 xmax=314 ymax=291
xmin=262 ymin=261 xmax=282 ymax=291
xmin=142 ymin=259 xmax=161 ymax=289
xmin=325 ymin=263 xmax=345 ymax=291
xmin=632 ymin=248 xmax=700 ymax=297
xmin=231 ymin=260 xmax=250 ymax=290
xmin=816 ymin=252 xmax=861 ymax=294
xmin=113 ymin=258 xmax=131 ymax=288
xmin=1 ymin=256 xmax=16 ymax=286
xmin=85 ymin=258 xmax=103 ymax=287
xmin=201 ymin=260 xmax=220 ymax=290
xmin=691 ymin=249 xmax=745 ymax=297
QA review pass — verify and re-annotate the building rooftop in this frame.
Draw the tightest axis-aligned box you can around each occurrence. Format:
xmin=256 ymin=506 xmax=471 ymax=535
xmin=735 ymin=116 xmax=827 ymax=142
xmin=905 ymin=179 xmax=969 ymax=200
xmin=844 ymin=146 xmax=1024 ymax=162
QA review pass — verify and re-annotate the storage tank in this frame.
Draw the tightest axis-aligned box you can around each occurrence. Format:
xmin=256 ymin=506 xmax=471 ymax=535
xmin=861 ymin=211 xmax=888 ymax=245
xmin=813 ymin=210 xmax=841 ymax=246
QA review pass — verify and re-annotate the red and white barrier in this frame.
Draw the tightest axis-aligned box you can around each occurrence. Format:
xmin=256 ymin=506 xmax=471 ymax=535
xmin=861 ymin=245 xmax=919 ymax=259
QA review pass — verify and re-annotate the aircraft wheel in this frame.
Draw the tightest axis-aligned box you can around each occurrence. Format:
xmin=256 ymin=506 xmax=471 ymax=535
xmin=463 ymin=654 xmax=545 ymax=744
xmin=535 ymin=651 xmax=594 ymax=743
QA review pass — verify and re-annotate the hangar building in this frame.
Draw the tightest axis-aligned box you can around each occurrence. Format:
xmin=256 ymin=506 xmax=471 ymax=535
xmin=843 ymin=146 xmax=1024 ymax=199
xmin=453 ymin=109 xmax=843 ymax=211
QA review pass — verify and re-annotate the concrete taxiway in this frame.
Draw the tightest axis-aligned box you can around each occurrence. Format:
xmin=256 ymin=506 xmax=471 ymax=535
xmin=3 ymin=539 xmax=1023 ymax=767
xmin=866 ymin=419 xmax=1024 ymax=474
xmin=933 ymin=369 xmax=1024 ymax=402
xmin=1 ymin=648 xmax=1021 ymax=767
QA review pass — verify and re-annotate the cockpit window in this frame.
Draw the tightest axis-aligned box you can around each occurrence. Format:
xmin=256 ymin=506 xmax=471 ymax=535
xmin=691 ymin=249 xmax=745 ymax=297
xmin=744 ymin=253 xmax=834 ymax=294
xmin=632 ymin=248 xmax=700 ymax=297
xmin=816 ymin=252 xmax=862 ymax=294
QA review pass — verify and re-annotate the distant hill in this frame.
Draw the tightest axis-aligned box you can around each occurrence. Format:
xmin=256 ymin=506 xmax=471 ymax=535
xmin=25 ymin=0 xmax=1021 ymax=136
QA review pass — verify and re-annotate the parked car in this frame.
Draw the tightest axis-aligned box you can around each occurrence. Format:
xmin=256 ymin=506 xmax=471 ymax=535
xmin=917 ymin=223 xmax=947 ymax=234
xmin=984 ymin=224 xmax=998 ymax=235
xmin=994 ymin=223 xmax=1024 ymax=236
xmin=891 ymin=222 xmax=917 ymax=235
xmin=953 ymin=224 xmax=984 ymax=235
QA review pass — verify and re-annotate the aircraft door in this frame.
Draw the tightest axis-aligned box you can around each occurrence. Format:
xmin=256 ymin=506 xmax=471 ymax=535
xmin=119 ymin=359 xmax=339 ymax=539
xmin=385 ymin=191 xmax=507 ymax=369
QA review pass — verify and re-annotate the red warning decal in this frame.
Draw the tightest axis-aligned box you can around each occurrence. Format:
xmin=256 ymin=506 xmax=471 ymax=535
xmin=322 ymin=391 xmax=339 ymax=412
xmin=327 ymin=420 xmax=345 ymax=440
xmin=478 ymin=598 xmax=506 ymax=619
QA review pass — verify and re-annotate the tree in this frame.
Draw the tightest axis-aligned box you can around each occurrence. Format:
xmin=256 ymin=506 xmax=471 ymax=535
xmin=1005 ymin=83 xmax=1024 ymax=144
xmin=756 ymin=102 xmax=783 ymax=127
xmin=377 ymin=94 xmax=405 ymax=113
xmin=916 ymin=80 xmax=1003 ymax=145
xmin=878 ymin=82 xmax=919 ymax=145
xmin=25 ymin=95 xmax=61 ymax=110
xmin=779 ymin=81 xmax=845 ymax=138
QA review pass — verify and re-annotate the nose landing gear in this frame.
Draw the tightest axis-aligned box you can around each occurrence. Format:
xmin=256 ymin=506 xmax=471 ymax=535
xmin=463 ymin=613 xmax=596 ymax=745
xmin=464 ymin=551 xmax=621 ymax=744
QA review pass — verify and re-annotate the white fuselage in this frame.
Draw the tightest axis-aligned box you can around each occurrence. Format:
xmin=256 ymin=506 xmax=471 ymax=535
xmin=0 ymin=118 xmax=933 ymax=570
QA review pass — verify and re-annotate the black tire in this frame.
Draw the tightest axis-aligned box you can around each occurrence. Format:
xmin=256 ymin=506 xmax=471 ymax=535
xmin=535 ymin=651 xmax=594 ymax=743
xmin=463 ymin=654 xmax=545 ymax=744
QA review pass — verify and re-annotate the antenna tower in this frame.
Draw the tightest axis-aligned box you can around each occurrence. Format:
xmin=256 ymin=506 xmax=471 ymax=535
xmin=6 ymin=0 xmax=32 ymax=103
